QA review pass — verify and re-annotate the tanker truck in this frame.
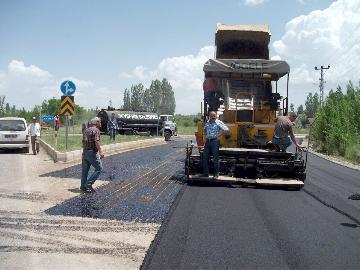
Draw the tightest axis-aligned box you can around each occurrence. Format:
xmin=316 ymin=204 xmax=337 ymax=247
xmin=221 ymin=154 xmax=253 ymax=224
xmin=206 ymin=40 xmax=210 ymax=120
xmin=185 ymin=24 xmax=307 ymax=189
xmin=97 ymin=107 xmax=177 ymax=140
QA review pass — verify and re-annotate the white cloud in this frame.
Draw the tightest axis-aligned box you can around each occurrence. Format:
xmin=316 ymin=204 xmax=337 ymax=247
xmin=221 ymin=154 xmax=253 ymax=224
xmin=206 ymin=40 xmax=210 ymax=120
xmin=242 ymin=0 xmax=268 ymax=6
xmin=0 ymin=60 xmax=117 ymax=111
xmin=119 ymin=72 xmax=132 ymax=78
xmin=120 ymin=46 xmax=215 ymax=114
xmin=0 ymin=47 xmax=214 ymax=115
xmin=272 ymin=0 xmax=360 ymax=108
xmin=8 ymin=60 xmax=52 ymax=79
xmin=0 ymin=60 xmax=55 ymax=108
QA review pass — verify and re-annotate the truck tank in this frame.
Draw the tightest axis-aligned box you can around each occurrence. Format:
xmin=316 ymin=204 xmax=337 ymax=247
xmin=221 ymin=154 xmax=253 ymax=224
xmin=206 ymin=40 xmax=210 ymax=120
xmin=97 ymin=109 xmax=160 ymax=135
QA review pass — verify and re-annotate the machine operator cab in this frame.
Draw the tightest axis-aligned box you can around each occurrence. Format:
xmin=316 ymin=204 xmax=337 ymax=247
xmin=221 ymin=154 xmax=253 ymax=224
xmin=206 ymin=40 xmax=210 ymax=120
xmin=199 ymin=58 xmax=290 ymax=149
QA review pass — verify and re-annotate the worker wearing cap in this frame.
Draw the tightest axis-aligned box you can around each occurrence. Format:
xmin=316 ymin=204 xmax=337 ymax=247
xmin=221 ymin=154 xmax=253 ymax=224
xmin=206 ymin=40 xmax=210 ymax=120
xmin=28 ymin=116 xmax=41 ymax=155
xmin=81 ymin=117 xmax=104 ymax=193
xmin=273 ymin=112 xmax=301 ymax=151
xmin=203 ymin=111 xmax=229 ymax=178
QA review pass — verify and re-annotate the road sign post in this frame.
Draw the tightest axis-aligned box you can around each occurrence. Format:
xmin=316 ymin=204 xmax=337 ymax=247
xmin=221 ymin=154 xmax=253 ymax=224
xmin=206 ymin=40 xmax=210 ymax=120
xmin=60 ymin=95 xmax=75 ymax=150
xmin=60 ymin=81 xmax=76 ymax=150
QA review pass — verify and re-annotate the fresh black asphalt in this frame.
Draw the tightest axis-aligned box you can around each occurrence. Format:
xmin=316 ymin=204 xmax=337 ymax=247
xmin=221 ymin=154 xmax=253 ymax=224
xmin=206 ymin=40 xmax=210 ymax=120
xmin=41 ymin=137 xmax=360 ymax=269
xmin=142 ymin=152 xmax=360 ymax=270
xmin=44 ymin=138 xmax=187 ymax=222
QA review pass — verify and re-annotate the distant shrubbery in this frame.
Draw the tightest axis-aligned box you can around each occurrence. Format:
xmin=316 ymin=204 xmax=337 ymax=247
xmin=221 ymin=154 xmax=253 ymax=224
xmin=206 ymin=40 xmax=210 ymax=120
xmin=175 ymin=115 xmax=198 ymax=127
xmin=174 ymin=114 xmax=200 ymax=135
xmin=312 ymin=81 xmax=360 ymax=163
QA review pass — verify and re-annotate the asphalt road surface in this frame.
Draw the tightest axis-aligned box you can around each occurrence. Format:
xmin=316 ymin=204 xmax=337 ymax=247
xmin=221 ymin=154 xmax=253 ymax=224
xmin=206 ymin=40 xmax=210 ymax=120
xmin=0 ymin=138 xmax=187 ymax=270
xmin=142 ymin=152 xmax=360 ymax=270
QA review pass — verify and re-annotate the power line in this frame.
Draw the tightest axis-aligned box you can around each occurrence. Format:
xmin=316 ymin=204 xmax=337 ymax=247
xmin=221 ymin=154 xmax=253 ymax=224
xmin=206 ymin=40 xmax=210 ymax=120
xmin=314 ymin=65 xmax=330 ymax=107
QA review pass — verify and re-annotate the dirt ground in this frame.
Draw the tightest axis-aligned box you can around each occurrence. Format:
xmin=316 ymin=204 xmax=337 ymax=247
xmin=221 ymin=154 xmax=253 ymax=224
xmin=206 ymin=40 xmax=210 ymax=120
xmin=0 ymin=149 xmax=160 ymax=270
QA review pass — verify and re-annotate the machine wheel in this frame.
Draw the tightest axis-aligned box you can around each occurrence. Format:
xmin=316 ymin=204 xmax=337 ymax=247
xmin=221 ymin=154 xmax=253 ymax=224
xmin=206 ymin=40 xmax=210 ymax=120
xmin=23 ymin=147 xmax=29 ymax=153
xmin=164 ymin=131 xmax=171 ymax=141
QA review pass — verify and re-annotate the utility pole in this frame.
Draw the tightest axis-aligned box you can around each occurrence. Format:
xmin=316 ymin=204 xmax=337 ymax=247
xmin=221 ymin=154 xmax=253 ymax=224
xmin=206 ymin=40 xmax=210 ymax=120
xmin=314 ymin=65 xmax=330 ymax=107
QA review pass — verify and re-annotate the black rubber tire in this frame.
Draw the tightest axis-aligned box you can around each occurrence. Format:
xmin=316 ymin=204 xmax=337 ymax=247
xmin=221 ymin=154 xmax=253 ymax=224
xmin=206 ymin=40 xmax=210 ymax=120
xmin=164 ymin=131 xmax=171 ymax=141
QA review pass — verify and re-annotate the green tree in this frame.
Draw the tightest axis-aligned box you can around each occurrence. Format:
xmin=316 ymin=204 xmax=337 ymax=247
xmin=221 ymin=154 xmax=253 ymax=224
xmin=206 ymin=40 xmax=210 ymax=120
xmin=123 ymin=89 xmax=131 ymax=110
xmin=312 ymin=81 xmax=360 ymax=162
xmin=143 ymin=88 xmax=152 ymax=112
xmin=19 ymin=107 xmax=27 ymax=119
xmin=290 ymin=103 xmax=294 ymax=112
xmin=149 ymin=79 xmax=162 ymax=113
xmin=42 ymin=98 xmax=61 ymax=115
xmin=122 ymin=79 xmax=176 ymax=114
xmin=297 ymin=104 xmax=304 ymax=115
xmin=304 ymin=92 xmax=320 ymax=118
xmin=0 ymin=96 xmax=5 ymax=117
xmin=11 ymin=105 xmax=16 ymax=115
xmin=296 ymin=104 xmax=307 ymax=128
xmin=5 ymin=103 xmax=10 ymax=115
xmin=130 ymin=83 xmax=145 ymax=111
xmin=160 ymin=78 xmax=176 ymax=115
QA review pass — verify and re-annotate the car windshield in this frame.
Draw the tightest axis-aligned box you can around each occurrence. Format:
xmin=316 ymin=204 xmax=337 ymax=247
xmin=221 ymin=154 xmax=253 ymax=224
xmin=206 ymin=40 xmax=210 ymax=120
xmin=0 ymin=120 xmax=26 ymax=131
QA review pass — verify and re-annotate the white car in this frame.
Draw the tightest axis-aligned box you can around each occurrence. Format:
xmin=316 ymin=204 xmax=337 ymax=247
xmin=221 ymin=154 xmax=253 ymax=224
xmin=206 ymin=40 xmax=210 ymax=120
xmin=0 ymin=117 xmax=30 ymax=153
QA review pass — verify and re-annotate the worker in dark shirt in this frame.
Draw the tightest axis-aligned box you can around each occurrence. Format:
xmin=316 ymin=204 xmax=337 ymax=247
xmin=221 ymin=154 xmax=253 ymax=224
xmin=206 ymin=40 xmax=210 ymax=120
xmin=273 ymin=112 xmax=301 ymax=151
xmin=81 ymin=117 xmax=104 ymax=193
xmin=107 ymin=112 xmax=118 ymax=142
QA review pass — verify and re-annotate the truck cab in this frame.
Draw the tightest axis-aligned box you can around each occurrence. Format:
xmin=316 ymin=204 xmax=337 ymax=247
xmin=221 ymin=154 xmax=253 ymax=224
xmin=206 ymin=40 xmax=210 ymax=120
xmin=160 ymin=115 xmax=177 ymax=141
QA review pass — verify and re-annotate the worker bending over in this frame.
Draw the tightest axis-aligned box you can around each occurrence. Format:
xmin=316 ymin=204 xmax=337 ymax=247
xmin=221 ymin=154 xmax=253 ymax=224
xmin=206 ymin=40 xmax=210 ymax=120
xmin=273 ymin=112 xmax=301 ymax=151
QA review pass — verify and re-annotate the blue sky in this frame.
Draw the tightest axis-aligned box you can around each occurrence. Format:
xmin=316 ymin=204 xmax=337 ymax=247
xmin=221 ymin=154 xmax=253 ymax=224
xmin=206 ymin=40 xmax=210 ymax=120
xmin=1 ymin=0 xmax=359 ymax=114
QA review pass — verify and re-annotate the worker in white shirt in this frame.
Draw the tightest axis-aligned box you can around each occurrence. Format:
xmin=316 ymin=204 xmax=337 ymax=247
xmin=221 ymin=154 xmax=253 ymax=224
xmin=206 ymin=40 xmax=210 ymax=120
xmin=28 ymin=116 xmax=41 ymax=155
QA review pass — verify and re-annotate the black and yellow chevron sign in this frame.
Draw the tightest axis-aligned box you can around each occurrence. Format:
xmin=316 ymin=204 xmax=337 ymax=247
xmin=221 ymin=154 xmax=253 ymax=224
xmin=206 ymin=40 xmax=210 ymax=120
xmin=60 ymin=96 xmax=75 ymax=116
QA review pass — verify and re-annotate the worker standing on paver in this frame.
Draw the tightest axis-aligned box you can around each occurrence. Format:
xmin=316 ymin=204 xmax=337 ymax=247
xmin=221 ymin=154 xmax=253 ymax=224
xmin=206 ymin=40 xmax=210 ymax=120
xmin=107 ymin=112 xmax=118 ymax=142
xmin=28 ymin=116 xmax=41 ymax=155
xmin=273 ymin=112 xmax=301 ymax=151
xmin=81 ymin=117 xmax=104 ymax=193
xmin=203 ymin=111 xmax=229 ymax=179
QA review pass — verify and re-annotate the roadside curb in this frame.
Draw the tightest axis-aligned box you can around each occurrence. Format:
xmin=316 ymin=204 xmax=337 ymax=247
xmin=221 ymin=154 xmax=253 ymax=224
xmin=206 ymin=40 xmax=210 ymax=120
xmin=295 ymin=135 xmax=359 ymax=171
xmin=308 ymin=149 xmax=360 ymax=172
xmin=39 ymin=137 xmax=166 ymax=163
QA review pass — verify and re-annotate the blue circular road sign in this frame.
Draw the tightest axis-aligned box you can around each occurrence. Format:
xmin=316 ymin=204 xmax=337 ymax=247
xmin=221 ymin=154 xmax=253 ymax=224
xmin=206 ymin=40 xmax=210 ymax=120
xmin=60 ymin=80 xmax=76 ymax=96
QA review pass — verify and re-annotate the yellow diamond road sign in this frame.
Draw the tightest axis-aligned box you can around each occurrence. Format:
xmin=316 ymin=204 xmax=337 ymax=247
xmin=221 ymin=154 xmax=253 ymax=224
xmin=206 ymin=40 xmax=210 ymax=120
xmin=60 ymin=96 xmax=75 ymax=116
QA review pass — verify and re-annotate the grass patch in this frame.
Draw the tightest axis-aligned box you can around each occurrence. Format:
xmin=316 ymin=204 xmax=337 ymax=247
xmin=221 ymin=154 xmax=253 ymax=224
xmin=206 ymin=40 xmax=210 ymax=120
xmin=294 ymin=128 xmax=309 ymax=134
xmin=41 ymin=130 xmax=155 ymax=152
xmin=177 ymin=125 xmax=197 ymax=135
xmin=345 ymin=143 xmax=360 ymax=164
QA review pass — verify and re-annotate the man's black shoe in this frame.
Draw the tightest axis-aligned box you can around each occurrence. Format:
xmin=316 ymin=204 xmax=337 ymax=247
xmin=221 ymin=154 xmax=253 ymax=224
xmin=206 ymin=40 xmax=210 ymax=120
xmin=80 ymin=186 xmax=87 ymax=192
xmin=86 ymin=186 xmax=96 ymax=193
